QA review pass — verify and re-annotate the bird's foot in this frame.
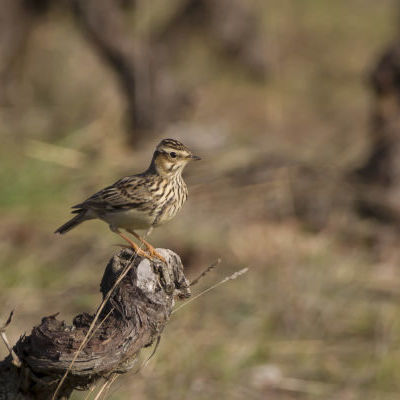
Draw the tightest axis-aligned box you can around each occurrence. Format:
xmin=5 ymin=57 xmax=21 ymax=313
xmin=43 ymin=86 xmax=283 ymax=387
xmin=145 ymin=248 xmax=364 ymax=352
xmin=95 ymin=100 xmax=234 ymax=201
xmin=114 ymin=243 xmax=155 ymax=260
xmin=149 ymin=249 xmax=166 ymax=264
xmin=125 ymin=229 xmax=167 ymax=264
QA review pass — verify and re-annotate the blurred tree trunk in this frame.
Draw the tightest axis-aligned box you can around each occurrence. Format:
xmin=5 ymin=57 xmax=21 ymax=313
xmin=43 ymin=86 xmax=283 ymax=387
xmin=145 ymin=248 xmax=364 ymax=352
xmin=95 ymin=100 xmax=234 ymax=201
xmin=155 ymin=0 xmax=269 ymax=79
xmin=0 ymin=0 xmax=267 ymax=144
xmin=352 ymin=40 xmax=400 ymax=223
xmin=0 ymin=0 xmax=49 ymax=105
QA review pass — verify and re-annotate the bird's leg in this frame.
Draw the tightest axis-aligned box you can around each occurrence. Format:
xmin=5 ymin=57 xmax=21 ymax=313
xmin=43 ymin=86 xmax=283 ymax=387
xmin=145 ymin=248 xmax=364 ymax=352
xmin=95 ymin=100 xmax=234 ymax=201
xmin=126 ymin=229 xmax=171 ymax=292
xmin=113 ymin=229 xmax=153 ymax=261
xmin=126 ymin=229 xmax=166 ymax=263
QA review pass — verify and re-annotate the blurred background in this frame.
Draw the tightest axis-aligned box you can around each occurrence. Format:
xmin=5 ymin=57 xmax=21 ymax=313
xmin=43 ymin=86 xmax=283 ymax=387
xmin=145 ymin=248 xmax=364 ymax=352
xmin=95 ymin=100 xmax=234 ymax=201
xmin=2 ymin=0 xmax=400 ymax=398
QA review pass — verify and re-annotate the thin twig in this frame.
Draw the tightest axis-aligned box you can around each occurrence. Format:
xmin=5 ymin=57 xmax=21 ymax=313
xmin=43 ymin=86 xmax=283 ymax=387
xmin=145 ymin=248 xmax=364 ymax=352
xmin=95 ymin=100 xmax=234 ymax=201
xmin=0 ymin=311 xmax=21 ymax=367
xmin=190 ymin=258 xmax=221 ymax=287
xmin=142 ymin=335 xmax=161 ymax=369
xmin=172 ymin=268 xmax=249 ymax=315
xmin=0 ymin=311 xmax=14 ymax=329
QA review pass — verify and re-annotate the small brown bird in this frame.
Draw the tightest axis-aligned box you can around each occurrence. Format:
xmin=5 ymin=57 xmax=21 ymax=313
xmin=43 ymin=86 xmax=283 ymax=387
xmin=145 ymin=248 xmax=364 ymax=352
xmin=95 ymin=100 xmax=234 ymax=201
xmin=55 ymin=139 xmax=200 ymax=261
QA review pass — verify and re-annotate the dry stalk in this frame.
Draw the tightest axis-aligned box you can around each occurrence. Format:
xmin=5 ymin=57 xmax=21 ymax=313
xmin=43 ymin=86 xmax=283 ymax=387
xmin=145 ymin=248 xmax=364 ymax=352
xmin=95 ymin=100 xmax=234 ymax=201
xmin=92 ymin=374 xmax=118 ymax=400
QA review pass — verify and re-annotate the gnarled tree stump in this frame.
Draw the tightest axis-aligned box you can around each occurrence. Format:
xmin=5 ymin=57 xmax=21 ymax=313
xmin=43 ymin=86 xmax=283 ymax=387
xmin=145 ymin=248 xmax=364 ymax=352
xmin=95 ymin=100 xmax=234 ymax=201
xmin=0 ymin=248 xmax=191 ymax=399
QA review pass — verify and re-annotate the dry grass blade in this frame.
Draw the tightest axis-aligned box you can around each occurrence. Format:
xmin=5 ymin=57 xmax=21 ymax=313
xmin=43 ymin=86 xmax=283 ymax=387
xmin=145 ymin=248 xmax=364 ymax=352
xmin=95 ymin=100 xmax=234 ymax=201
xmin=84 ymin=308 xmax=115 ymax=346
xmin=93 ymin=374 xmax=118 ymax=400
xmin=83 ymin=383 xmax=98 ymax=400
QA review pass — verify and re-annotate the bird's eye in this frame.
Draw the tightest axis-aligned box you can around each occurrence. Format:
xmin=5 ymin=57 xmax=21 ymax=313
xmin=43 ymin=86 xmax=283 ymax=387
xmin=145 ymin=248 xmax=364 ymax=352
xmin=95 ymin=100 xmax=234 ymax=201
xmin=170 ymin=152 xmax=177 ymax=158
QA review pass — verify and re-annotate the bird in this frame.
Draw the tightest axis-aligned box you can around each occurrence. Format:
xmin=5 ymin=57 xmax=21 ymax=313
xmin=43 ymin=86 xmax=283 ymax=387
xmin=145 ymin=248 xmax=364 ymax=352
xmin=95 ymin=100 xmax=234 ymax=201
xmin=55 ymin=138 xmax=201 ymax=262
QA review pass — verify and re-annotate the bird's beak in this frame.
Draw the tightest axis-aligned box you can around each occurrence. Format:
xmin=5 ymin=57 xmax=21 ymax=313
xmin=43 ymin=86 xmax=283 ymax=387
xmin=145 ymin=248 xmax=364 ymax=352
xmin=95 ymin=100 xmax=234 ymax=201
xmin=189 ymin=154 xmax=201 ymax=161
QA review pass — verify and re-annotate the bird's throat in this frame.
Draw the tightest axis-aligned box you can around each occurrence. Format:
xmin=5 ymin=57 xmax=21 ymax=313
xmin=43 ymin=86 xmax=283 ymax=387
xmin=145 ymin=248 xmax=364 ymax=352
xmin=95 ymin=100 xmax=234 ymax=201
xmin=151 ymin=154 xmax=184 ymax=178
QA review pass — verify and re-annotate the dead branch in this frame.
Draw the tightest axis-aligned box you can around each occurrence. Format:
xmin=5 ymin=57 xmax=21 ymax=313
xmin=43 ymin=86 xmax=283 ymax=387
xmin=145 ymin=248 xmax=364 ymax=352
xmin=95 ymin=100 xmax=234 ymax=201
xmin=0 ymin=248 xmax=190 ymax=400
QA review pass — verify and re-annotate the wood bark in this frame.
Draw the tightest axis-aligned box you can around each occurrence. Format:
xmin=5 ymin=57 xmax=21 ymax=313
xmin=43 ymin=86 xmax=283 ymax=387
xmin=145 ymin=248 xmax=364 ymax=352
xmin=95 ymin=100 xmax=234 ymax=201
xmin=0 ymin=248 xmax=191 ymax=399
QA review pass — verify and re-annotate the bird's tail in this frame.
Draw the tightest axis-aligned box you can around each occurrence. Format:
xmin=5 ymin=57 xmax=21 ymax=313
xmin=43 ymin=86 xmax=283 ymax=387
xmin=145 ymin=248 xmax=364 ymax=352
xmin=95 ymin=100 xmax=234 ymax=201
xmin=55 ymin=211 xmax=89 ymax=234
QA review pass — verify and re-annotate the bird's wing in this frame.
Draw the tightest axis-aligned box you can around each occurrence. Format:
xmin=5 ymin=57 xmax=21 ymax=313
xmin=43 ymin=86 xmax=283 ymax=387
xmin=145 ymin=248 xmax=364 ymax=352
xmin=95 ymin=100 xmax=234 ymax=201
xmin=72 ymin=176 xmax=152 ymax=213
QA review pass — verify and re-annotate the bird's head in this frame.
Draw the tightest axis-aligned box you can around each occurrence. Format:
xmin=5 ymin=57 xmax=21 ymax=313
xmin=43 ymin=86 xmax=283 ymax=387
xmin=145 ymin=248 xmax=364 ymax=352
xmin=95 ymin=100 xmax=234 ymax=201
xmin=151 ymin=138 xmax=201 ymax=176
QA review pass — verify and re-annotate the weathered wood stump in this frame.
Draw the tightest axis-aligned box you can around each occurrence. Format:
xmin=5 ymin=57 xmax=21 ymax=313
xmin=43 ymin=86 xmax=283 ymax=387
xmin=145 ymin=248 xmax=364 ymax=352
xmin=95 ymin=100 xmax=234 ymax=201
xmin=0 ymin=248 xmax=191 ymax=399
